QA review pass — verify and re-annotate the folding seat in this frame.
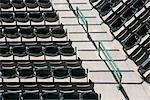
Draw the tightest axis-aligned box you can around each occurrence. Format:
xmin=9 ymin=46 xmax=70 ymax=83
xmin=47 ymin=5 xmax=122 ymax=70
xmin=12 ymin=0 xmax=25 ymax=9
xmin=29 ymin=12 xmax=43 ymax=22
xmin=36 ymin=67 xmax=51 ymax=79
xmin=136 ymin=24 xmax=149 ymax=37
xmin=42 ymin=90 xmax=61 ymax=100
xmin=15 ymin=12 xmax=29 ymax=22
xmin=0 ymin=45 xmax=11 ymax=57
xmin=122 ymin=7 xmax=137 ymax=20
xmin=18 ymin=67 xmax=35 ymax=79
xmin=133 ymin=0 xmax=148 ymax=10
xmin=44 ymin=44 xmax=59 ymax=56
xmin=0 ymin=0 xmax=12 ymax=9
xmin=110 ymin=17 xmax=125 ymax=32
xmin=64 ymin=57 xmax=82 ymax=68
xmin=11 ymin=45 xmax=27 ymax=57
xmin=62 ymin=91 xmax=80 ymax=100
xmin=3 ymin=26 xmax=19 ymax=38
xmin=82 ymin=92 xmax=98 ymax=100
xmin=22 ymin=90 xmax=40 ymax=100
xmin=59 ymin=45 xmax=76 ymax=56
xmin=38 ymin=0 xmax=51 ymax=8
xmin=27 ymin=45 xmax=43 ymax=56
xmin=35 ymin=26 xmax=50 ymax=38
xmin=0 ymin=27 xmax=4 ymax=38
xmin=139 ymin=61 xmax=150 ymax=74
xmin=1 ymin=67 xmax=17 ymax=79
xmin=25 ymin=0 xmax=38 ymax=8
xmin=19 ymin=26 xmax=35 ymax=38
xmin=111 ymin=0 xmax=121 ymax=7
xmin=53 ymin=68 xmax=69 ymax=79
xmin=98 ymin=2 xmax=113 ymax=16
xmin=70 ymin=68 xmax=87 ymax=79
xmin=43 ymin=11 xmax=59 ymax=22
xmin=2 ymin=91 xmax=21 ymax=100
xmin=123 ymin=34 xmax=141 ymax=50
xmin=51 ymin=26 xmax=67 ymax=38
xmin=1 ymin=12 xmax=15 ymax=23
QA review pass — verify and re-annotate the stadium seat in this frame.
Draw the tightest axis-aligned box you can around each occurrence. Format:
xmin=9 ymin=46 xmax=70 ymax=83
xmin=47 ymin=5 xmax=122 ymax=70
xmin=122 ymin=7 xmax=137 ymax=20
xmin=136 ymin=23 xmax=150 ymax=37
xmin=82 ymin=92 xmax=98 ymax=100
xmin=62 ymin=91 xmax=80 ymax=100
xmin=43 ymin=11 xmax=59 ymax=22
xmin=22 ymin=90 xmax=40 ymax=100
xmin=29 ymin=12 xmax=43 ymax=22
xmin=11 ymin=45 xmax=27 ymax=57
xmin=18 ymin=67 xmax=35 ymax=79
xmin=15 ymin=12 xmax=29 ymax=22
xmin=0 ymin=27 xmax=3 ymax=38
xmin=44 ymin=45 xmax=59 ymax=56
xmin=25 ymin=0 xmax=38 ymax=8
xmin=70 ymin=68 xmax=87 ymax=79
xmin=36 ymin=67 xmax=51 ymax=78
xmin=133 ymin=0 xmax=148 ymax=10
xmin=53 ymin=68 xmax=69 ymax=79
xmin=51 ymin=26 xmax=67 ymax=38
xmin=0 ymin=0 xmax=12 ymax=9
xmin=123 ymin=34 xmax=141 ymax=50
xmin=19 ymin=26 xmax=35 ymax=38
xmin=12 ymin=0 xmax=25 ymax=9
xmin=59 ymin=45 xmax=76 ymax=56
xmin=27 ymin=45 xmax=43 ymax=57
xmin=1 ymin=12 xmax=15 ymax=23
xmin=35 ymin=26 xmax=50 ymax=38
xmin=1 ymin=67 xmax=17 ymax=78
xmin=3 ymin=26 xmax=19 ymax=38
xmin=42 ymin=91 xmax=61 ymax=100
xmin=2 ymin=91 xmax=21 ymax=100
xmin=0 ymin=45 xmax=11 ymax=57
xmin=38 ymin=0 xmax=51 ymax=8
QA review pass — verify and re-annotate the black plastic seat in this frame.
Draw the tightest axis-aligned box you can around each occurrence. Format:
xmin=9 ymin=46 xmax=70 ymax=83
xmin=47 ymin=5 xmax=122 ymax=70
xmin=43 ymin=11 xmax=59 ymax=22
xmin=4 ymin=26 xmax=19 ymax=38
xmin=25 ymin=0 xmax=38 ymax=8
xmin=18 ymin=68 xmax=34 ymax=78
xmin=0 ymin=27 xmax=4 ymax=38
xmin=1 ymin=68 xmax=17 ymax=78
xmin=0 ymin=45 xmax=11 ymax=57
xmin=22 ymin=91 xmax=40 ymax=100
xmin=27 ymin=45 xmax=43 ymax=56
xmin=36 ymin=68 xmax=51 ymax=78
xmin=35 ymin=26 xmax=50 ymax=38
xmin=123 ymin=34 xmax=141 ymax=50
xmin=44 ymin=45 xmax=59 ymax=56
xmin=2 ymin=91 xmax=20 ymax=100
xmin=1 ymin=12 xmax=14 ymax=23
xmin=29 ymin=12 xmax=43 ymax=22
xmin=133 ymin=0 xmax=147 ymax=10
xmin=0 ymin=0 xmax=12 ymax=9
xmin=12 ymin=45 xmax=26 ymax=57
xmin=42 ymin=91 xmax=60 ymax=100
xmin=53 ymin=68 xmax=69 ymax=79
xmin=51 ymin=26 xmax=67 ymax=38
xmin=70 ymin=68 xmax=86 ymax=79
xmin=62 ymin=92 xmax=80 ymax=100
xmin=15 ymin=12 xmax=29 ymax=22
xmin=82 ymin=92 xmax=98 ymax=100
xmin=122 ymin=7 xmax=136 ymax=20
xmin=38 ymin=0 xmax=51 ymax=8
xmin=59 ymin=45 xmax=76 ymax=56
xmin=19 ymin=26 xmax=35 ymax=38
xmin=99 ymin=2 xmax=113 ymax=16
xmin=110 ymin=17 xmax=125 ymax=32
xmin=136 ymin=24 xmax=149 ymax=37
xmin=12 ymin=0 xmax=25 ymax=9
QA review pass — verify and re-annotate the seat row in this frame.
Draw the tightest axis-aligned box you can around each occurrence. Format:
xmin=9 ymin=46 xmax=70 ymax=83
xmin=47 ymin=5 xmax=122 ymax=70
xmin=122 ymin=22 xmax=150 ymax=50
xmin=0 ymin=11 xmax=59 ymax=23
xmin=95 ymin=0 xmax=122 ymax=16
xmin=0 ymin=25 xmax=66 ymax=39
xmin=0 ymin=43 xmax=76 ymax=57
xmin=116 ymin=9 xmax=150 ymax=43
xmin=0 ymin=66 xmax=87 ymax=80
xmin=0 ymin=0 xmax=51 ymax=9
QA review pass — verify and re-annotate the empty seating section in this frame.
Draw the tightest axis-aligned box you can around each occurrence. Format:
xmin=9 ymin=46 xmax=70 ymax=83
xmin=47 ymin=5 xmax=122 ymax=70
xmin=0 ymin=0 xmax=51 ymax=9
xmin=0 ymin=82 xmax=99 ymax=100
